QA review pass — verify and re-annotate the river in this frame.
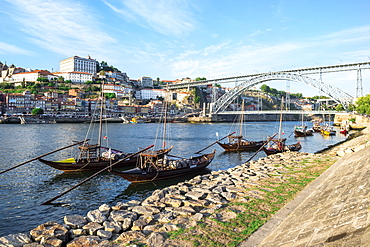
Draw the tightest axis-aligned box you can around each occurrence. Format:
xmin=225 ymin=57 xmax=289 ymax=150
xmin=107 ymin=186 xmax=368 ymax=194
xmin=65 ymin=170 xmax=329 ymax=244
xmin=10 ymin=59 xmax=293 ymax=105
xmin=0 ymin=121 xmax=348 ymax=236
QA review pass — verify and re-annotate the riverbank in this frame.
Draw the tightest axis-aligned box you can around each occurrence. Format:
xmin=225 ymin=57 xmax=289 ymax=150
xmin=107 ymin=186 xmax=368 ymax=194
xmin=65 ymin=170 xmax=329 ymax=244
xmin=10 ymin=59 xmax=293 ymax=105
xmin=1 ymin=125 xmax=368 ymax=246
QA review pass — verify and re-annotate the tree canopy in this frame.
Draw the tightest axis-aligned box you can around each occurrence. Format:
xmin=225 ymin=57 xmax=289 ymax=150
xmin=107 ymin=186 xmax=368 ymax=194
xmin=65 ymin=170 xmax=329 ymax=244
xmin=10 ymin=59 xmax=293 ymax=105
xmin=31 ymin=108 xmax=44 ymax=115
xmin=356 ymin=94 xmax=370 ymax=115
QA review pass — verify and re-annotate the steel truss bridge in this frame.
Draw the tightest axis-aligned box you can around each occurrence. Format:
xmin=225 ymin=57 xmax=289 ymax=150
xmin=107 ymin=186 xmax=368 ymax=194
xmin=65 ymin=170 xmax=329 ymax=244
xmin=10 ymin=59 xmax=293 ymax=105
xmin=167 ymin=62 xmax=370 ymax=114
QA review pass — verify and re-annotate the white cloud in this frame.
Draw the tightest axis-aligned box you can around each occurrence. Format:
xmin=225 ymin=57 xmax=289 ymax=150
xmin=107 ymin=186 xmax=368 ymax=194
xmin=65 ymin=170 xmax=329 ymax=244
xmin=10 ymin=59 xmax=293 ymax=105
xmin=5 ymin=0 xmax=118 ymax=57
xmin=0 ymin=41 xmax=33 ymax=55
xmin=103 ymin=0 xmax=197 ymax=36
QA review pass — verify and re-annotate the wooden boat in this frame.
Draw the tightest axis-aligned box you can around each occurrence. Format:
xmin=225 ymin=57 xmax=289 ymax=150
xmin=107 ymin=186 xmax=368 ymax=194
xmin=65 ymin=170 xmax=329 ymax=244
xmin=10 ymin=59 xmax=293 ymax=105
xmin=38 ymin=82 xmax=171 ymax=172
xmin=294 ymin=125 xmax=313 ymax=137
xmin=217 ymin=136 xmax=265 ymax=151
xmin=109 ymin=150 xmax=216 ymax=183
xmin=320 ymin=124 xmax=336 ymax=136
xmin=294 ymin=114 xmax=313 ymax=137
xmin=264 ymin=97 xmax=302 ymax=155
xmin=38 ymin=146 xmax=172 ymax=172
xmin=312 ymin=120 xmax=322 ymax=132
xmin=263 ymin=138 xmax=302 ymax=155
xmin=217 ymin=100 xmax=265 ymax=151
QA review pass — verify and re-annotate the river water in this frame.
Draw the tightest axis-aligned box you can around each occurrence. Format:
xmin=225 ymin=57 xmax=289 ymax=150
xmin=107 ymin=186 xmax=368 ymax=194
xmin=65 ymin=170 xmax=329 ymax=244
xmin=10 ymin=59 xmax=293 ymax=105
xmin=0 ymin=121 xmax=348 ymax=236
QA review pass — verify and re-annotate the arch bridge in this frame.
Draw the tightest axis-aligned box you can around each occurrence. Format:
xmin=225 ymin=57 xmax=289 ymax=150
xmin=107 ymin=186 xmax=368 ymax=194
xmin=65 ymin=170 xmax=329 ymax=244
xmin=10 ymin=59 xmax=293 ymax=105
xmin=167 ymin=62 xmax=370 ymax=113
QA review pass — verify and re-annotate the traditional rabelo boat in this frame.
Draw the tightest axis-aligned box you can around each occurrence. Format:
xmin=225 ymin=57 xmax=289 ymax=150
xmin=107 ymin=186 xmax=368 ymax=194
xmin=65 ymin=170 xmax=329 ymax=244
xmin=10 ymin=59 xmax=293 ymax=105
xmin=263 ymin=98 xmax=302 ymax=155
xmin=217 ymin=100 xmax=266 ymax=151
xmin=294 ymin=114 xmax=313 ymax=137
xmin=110 ymin=86 xmax=216 ymax=183
xmin=109 ymin=150 xmax=216 ymax=183
xmin=294 ymin=125 xmax=314 ymax=137
xmin=38 ymin=81 xmax=171 ymax=172
xmin=263 ymin=138 xmax=302 ymax=155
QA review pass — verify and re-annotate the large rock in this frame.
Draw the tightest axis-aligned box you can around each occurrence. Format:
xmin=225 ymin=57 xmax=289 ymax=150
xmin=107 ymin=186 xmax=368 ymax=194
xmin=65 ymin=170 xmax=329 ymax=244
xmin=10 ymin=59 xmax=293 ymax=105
xmin=0 ymin=233 xmax=32 ymax=247
xmin=96 ymin=229 xmax=112 ymax=239
xmin=68 ymin=229 xmax=86 ymax=239
xmin=103 ymin=221 xmax=121 ymax=233
xmin=30 ymin=221 xmax=68 ymax=243
xmin=131 ymin=205 xmax=161 ymax=215
xmin=110 ymin=210 xmax=138 ymax=222
xmin=161 ymin=197 xmax=183 ymax=207
xmin=115 ymin=231 xmax=146 ymax=244
xmin=185 ymin=191 xmax=207 ymax=200
xmin=121 ymin=218 xmax=133 ymax=231
xmin=64 ymin=215 xmax=87 ymax=229
xmin=131 ymin=219 xmax=148 ymax=231
xmin=82 ymin=222 xmax=103 ymax=235
xmin=66 ymin=236 xmax=102 ymax=247
xmin=39 ymin=237 xmax=63 ymax=247
xmin=146 ymin=232 xmax=166 ymax=247
xmin=98 ymin=204 xmax=111 ymax=216
xmin=86 ymin=209 xmax=107 ymax=223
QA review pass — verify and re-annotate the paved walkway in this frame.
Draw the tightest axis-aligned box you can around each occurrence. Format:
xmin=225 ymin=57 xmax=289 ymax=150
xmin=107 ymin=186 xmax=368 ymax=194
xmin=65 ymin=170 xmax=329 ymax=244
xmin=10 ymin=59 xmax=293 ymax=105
xmin=240 ymin=145 xmax=370 ymax=247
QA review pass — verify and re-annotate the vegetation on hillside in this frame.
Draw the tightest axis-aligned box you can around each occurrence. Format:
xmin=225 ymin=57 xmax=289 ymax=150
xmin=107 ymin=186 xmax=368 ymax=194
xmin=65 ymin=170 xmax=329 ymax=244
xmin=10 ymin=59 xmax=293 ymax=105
xmin=356 ymin=94 xmax=370 ymax=115
xmin=260 ymin=84 xmax=303 ymax=99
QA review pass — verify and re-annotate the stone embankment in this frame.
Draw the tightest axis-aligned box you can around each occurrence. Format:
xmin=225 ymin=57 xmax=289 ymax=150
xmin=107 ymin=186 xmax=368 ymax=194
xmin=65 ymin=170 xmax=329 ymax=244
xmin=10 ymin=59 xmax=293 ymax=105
xmin=1 ymin=127 xmax=369 ymax=247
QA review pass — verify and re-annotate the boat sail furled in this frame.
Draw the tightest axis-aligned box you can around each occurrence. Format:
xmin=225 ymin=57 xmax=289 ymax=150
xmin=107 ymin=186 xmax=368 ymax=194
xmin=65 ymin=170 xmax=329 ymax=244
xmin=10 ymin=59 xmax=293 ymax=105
xmin=217 ymin=100 xmax=265 ymax=151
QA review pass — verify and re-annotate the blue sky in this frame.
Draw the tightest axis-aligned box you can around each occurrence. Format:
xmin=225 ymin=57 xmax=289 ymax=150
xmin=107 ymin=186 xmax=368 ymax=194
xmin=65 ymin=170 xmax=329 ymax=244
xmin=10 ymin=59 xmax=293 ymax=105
xmin=1 ymin=0 xmax=370 ymax=97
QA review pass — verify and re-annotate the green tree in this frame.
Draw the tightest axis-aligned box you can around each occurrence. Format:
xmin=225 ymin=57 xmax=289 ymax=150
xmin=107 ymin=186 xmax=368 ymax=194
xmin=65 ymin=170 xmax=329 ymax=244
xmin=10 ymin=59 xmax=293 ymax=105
xmin=356 ymin=94 xmax=370 ymax=115
xmin=36 ymin=77 xmax=49 ymax=82
xmin=195 ymin=77 xmax=207 ymax=81
xmin=31 ymin=108 xmax=44 ymax=115
xmin=335 ymin=104 xmax=344 ymax=111
xmin=104 ymin=93 xmax=116 ymax=99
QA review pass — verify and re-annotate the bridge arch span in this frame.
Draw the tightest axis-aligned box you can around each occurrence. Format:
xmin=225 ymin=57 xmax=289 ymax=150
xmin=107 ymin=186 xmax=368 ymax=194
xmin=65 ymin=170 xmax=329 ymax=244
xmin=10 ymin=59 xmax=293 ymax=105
xmin=211 ymin=72 xmax=354 ymax=114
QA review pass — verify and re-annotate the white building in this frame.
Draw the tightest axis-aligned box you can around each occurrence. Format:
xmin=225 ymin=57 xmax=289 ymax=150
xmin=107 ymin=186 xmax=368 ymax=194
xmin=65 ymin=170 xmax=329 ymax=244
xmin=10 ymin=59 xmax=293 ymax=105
xmin=138 ymin=76 xmax=153 ymax=88
xmin=53 ymin=71 xmax=93 ymax=83
xmin=59 ymin=56 xmax=98 ymax=74
xmin=137 ymin=88 xmax=169 ymax=100
xmin=105 ymin=71 xmax=129 ymax=84
xmin=11 ymin=70 xmax=57 ymax=84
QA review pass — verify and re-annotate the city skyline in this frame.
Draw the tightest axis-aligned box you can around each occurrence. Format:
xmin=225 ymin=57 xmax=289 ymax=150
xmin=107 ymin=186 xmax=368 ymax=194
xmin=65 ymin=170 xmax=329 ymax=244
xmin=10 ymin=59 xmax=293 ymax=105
xmin=1 ymin=0 xmax=370 ymax=97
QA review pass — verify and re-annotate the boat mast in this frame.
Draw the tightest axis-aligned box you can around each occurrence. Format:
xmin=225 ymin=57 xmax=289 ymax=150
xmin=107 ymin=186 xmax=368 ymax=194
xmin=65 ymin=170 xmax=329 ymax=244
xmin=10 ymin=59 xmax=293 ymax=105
xmin=239 ymin=99 xmax=245 ymax=136
xmin=97 ymin=74 xmax=105 ymax=155
xmin=278 ymin=97 xmax=284 ymax=140
xmin=162 ymin=85 xmax=169 ymax=149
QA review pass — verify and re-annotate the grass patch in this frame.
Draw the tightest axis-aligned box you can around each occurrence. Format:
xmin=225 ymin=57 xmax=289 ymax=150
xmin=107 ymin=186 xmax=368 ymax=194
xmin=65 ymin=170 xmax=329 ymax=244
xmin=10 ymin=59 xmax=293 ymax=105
xmin=159 ymin=154 xmax=338 ymax=247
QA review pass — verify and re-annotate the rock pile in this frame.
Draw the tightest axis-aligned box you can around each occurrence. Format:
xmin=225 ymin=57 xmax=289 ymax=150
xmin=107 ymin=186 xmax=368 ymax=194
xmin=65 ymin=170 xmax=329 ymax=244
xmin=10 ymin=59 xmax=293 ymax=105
xmin=0 ymin=151 xmax=332 ymax=247
xmin=322 ymin=126 xmax=370 ymax=156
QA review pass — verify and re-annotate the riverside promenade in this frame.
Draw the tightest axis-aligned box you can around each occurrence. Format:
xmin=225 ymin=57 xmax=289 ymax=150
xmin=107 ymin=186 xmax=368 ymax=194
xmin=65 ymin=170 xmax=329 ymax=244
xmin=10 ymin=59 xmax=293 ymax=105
xmin=241 ymin=126 xmax=370 ymax=247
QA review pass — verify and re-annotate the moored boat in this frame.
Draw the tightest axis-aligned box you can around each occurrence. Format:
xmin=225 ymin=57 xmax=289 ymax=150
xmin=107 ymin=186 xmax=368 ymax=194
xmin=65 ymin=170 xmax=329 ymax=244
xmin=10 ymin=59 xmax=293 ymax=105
xmin=109 ymin=150 xmax=216 ymax=183
xmin=217 ymin=100 xmax=266 ymax=152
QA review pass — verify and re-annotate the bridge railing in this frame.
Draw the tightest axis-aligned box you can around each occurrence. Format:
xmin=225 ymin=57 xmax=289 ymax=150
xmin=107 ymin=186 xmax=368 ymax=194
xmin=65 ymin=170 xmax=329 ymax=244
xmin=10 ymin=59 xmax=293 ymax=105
xmin=217 ymin=110 xmax=347 ymax=115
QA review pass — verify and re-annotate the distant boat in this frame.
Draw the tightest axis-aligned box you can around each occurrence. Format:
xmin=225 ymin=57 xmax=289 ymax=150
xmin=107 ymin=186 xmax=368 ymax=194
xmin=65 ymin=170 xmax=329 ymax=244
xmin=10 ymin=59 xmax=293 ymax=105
xmin=217 ymin=100 xmax=265 ymax=152
xmin=294 ymin=114 xmax=313 ymax=137
xmin=263 ymin=97 xmax=302 ymax=155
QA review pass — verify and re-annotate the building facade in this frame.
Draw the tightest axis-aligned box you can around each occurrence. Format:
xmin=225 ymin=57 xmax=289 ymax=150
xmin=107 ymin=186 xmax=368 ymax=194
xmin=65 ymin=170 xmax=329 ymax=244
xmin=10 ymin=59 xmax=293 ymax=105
xmin=59 ymin=56 xmax=98 ymax=74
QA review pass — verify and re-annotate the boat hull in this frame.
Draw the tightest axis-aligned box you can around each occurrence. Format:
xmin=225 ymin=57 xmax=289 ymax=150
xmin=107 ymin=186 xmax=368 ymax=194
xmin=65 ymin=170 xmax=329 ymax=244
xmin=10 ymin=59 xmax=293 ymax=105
xmin=263 ymin=142 xmax=302 ymax=155
xmin=294 ymin=130 xmax=313 ymax=137
xmin=217 ymin=141 xmax=265 ymax=151
xmin=110 ymin=152 xmax=215 ymax=183
xmin=38 ymin=157 xmax=138 ymax=172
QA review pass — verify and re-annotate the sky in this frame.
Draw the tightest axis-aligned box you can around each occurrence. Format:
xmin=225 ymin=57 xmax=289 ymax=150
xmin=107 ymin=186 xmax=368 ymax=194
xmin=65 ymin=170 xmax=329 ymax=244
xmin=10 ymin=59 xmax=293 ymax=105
xmin=1 ymin=0 xmax=370 ymax=97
